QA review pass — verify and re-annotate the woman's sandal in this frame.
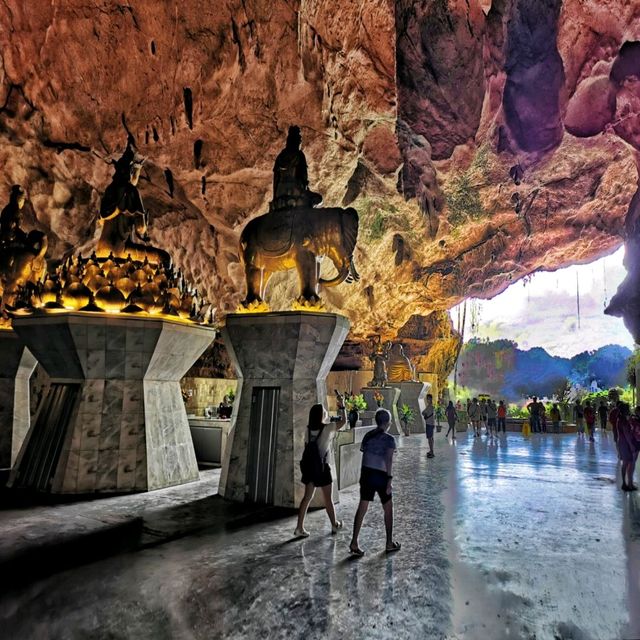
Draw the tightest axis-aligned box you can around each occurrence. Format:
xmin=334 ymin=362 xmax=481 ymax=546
xmin=385 ymin=541 xmax=401 ymax=554
xmin=349 ymin=544 xmax=365 ymax=557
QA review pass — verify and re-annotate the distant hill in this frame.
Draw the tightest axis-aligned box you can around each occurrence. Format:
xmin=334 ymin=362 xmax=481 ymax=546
xmin=455 ymin=339 xmax=632 ymax=401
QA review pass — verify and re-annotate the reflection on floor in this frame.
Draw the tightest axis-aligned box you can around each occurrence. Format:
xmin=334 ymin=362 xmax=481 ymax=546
xmin=0 ymin=431 xmax=638 ymax=640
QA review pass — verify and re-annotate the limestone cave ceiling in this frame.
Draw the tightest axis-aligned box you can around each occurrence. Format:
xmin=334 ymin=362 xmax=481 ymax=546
xmin=1 ymin=0 xmax=640 ymax=371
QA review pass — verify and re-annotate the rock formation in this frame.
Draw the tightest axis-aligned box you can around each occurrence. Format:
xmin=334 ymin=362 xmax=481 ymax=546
xmin=2 ymin=0 xmax=640 ymax=382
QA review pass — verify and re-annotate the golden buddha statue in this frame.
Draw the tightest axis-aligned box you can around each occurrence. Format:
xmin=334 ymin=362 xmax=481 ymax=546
xmin=386 ymin=343 xmax=417 ymax=383
xmin=96 ymin=136 xmax=171 ymax=267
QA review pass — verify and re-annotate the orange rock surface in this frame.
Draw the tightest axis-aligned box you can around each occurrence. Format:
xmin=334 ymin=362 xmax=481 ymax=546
xmin=1 ymin=0 xmax=640 ymax=377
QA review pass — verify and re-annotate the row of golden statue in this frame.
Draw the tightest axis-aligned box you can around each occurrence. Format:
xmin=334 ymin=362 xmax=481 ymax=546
xmin=0 ymin=137 xmax=209 ymax=326
xmin=0 ymin=126 xmax=361 ymax=325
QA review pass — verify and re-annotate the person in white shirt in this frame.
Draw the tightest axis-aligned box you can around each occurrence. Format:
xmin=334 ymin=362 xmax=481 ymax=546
xmin=349 ymin=409 xmax=400 ymax=556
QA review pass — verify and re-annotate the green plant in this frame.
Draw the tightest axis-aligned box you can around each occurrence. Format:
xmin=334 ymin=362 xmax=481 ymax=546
xmin=399 ymin=404 xmax=415 ymax=424
xmin=369 ymin=210 xmax=386 ymax=240
xmin=443 ymin=144 xmax=490 ymax=226
xmin=226 ymin=387 xmax=236 ymax=403
xmin=345 ymin=394 xmax=367 ymax=411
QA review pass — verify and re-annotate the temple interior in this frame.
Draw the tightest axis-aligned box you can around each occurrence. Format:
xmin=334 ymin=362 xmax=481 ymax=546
xmin=1 ymin=1 xmax=640 ymax=639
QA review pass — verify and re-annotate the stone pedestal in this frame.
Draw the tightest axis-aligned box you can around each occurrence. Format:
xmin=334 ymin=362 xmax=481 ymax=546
xmin=361 ymin=386 xmax=401 ymax=435
xmin=10 ymin=313 xmax=215 ymax=494
xmin=220 ymin=312 xmax=349 ymax=508
xmin=0 ymin=331 xmax=37 ymax=470
xmin=387 ymin=380 xmax=430 ymax=434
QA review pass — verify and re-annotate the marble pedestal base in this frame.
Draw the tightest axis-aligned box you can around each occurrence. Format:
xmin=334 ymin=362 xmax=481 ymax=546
xmin=220 ymin=312 xmax=349 ymax=508
xmin=387 ymin=381 xmax=430 ymax=434
xmin=361 ymin=387 xmax=401 ymax=435
xmin=10 ymin=314 xmax=215 ymax=494
xmin=0 ymin=331 xmax=37 ymax=469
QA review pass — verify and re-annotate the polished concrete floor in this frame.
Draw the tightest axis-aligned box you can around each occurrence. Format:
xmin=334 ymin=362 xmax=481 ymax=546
xmin=1 ymin=431 xmax=638 ymax=640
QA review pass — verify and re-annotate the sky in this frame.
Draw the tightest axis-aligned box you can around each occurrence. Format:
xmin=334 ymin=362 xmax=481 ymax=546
xmin=449 ymin=246 xmax=635 ymax=358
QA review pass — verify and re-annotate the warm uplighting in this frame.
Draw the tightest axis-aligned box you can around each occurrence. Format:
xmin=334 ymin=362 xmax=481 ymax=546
xmin=10 ymin=252 xmax=214 ymax=326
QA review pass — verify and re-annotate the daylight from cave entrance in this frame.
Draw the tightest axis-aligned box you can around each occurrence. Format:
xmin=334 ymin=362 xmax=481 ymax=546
xmin=451 ymin=246 xmax=635 ymax=357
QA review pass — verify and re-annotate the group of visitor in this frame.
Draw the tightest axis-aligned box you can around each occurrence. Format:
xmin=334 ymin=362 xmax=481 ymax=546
xmin=295 ymin=395 xmax=400 ymax=556
xmin=466 ymin=397 xmax=507 ymax=437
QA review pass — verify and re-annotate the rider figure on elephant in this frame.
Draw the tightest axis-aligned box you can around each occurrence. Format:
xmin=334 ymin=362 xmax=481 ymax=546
xmin=270 ymin=126 xmax=323 ymax=212
xmin=0 ymin=185 xmax=48 ymax=319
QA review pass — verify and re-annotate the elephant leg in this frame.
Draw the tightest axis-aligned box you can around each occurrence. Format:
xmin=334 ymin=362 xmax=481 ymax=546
xmin=240 ymin=264 xmax=270 ymax=311
xmin=296 ymin=251 xmax=320 ymax=303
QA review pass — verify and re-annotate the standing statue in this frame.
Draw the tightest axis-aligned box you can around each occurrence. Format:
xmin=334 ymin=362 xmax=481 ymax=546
xmin=368 ymin=337 xmax=389 ymax=387
xmin=0 ymin=186 xmax=48 ymax=318
xmin=239 ymin=126 xmax=359 ymax=311
xmin=270 ymin=126 xmax=323 ymax=212
xmin=387 ymin=343 xmax=417 ymax=382
xmin=97 ymin=136 xmax=171 ymax=267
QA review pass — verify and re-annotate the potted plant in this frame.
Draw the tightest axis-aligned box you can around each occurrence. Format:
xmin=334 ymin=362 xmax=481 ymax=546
xmin=435 ymin=404 xmax=444 ymax=432
xmin=373 ymin=390 xmax=384 ymax=407
xmin=399 ymin=403 xmax=414 ymax=436
xmin=345 ymin=393 xmax=367 ymax=429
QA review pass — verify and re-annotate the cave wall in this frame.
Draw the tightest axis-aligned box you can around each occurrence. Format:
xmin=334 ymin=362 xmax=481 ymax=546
xmin=2 ymin=0 xmax=640 ymax=383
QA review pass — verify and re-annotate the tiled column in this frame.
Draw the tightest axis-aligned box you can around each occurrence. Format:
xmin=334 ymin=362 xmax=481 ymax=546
xmin=0 ymin=331 xmax=37 ymax=470
xmin=10 ymin=314 xmax=215 ymax=494
xmin=387 ymin=381 xmax=430 ymax=434
xmin=361 ymin=386 xmax=402 ymax=435
xmin=220 ymin=312 xmax=349 ymax=508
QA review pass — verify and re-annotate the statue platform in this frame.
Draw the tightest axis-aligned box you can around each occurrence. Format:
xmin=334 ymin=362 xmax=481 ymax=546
xmin=360 ymin=386 xmax=402 ymax=435
xmin=0 ymin=330 xmax=37 ymax=471
xmin=9 ymin=313 xmax=215 ymax=494
xmin=387 ymin=380 xmax=430 ymax=434
xmin=220 ymin=311 xmax=349 ymax=509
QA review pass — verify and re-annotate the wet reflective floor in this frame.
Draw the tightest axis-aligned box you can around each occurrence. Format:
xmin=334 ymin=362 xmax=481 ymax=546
xmin=1 ymin=431 xmax=638 ymax=640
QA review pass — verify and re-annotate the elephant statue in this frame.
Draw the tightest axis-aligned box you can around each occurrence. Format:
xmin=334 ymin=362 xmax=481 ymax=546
xmin=238 ymin=205 xmax=359 ymax=311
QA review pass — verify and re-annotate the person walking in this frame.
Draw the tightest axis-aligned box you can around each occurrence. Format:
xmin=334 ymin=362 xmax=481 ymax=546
xmin=598 ymin=400 xmax=608 ymax=432
xmin=550 ymin=403 xmax=562 ymax=433
xmin=469 ymin=397 xmax=481 ymax=437
xmin=349 ymin=408 xmax=400 ymax=556
xmin=294 ymin=398 xmax=346 ymax=538
xmin=584 ymin=400 xmax=596 ymax=442
xmin=497 ymin=400 xmax=507 ymax=433
xmin=574 ymin=400 xmax=585 ymax=437
xmin=445 ymin=400 xmax=458 ymax=440
xmin=422 ymin=394 xmax=436 ymax=458
xmin=479 ymin=398 xmax=488 ymax=435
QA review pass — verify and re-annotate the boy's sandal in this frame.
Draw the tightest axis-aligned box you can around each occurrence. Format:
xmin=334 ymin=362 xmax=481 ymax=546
xmin=386 ymin=541 xmax=401 ymax=553
xmin=349 ymin=545 xmax=365 ymax=557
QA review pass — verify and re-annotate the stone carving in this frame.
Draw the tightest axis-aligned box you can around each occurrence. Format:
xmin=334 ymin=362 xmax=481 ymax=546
xmin=368 ymin=336 xmax=388 ymax=387
xmin=0 ymin=186 xmax=48 ymax=321
xmin=239 ymin=127 xmax=359 ymax=311
xmin=97 ymin=136 xmax=171 ymax=267
xmin=270 ymin=126 xmax=323 ymax=212
xmin=387 ymin=342 xmax=417 ymax=382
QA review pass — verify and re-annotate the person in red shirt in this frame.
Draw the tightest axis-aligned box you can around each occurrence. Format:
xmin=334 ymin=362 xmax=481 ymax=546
xmin=583 ymin=400 xmax=596 ymax=443
xmin=497 ymin=400 xmax=507 ymax=434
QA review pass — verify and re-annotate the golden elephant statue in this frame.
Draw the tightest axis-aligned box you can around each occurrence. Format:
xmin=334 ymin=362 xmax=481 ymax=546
xmin=239 ymin=206 xmax=359 ymax=310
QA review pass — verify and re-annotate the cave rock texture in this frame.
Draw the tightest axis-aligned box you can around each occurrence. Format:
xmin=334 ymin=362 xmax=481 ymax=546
xmin=2 ymin=1 xmax=640 ymax=378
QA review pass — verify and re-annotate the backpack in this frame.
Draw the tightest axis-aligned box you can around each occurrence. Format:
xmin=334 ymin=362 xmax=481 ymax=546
xmin=300 ymin=428 xmax=326 ymax=479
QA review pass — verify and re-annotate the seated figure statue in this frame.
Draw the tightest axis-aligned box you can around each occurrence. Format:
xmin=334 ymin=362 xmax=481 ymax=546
xmin=97 ymin=136 xmax=171 ymax=267
xmin=387 ymin=343 xmax=417 ymax=382
xmin=0 ymin=185 xmax=48 ymax=316
xmin=269 ymin=126 xmax=323 ymax=212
